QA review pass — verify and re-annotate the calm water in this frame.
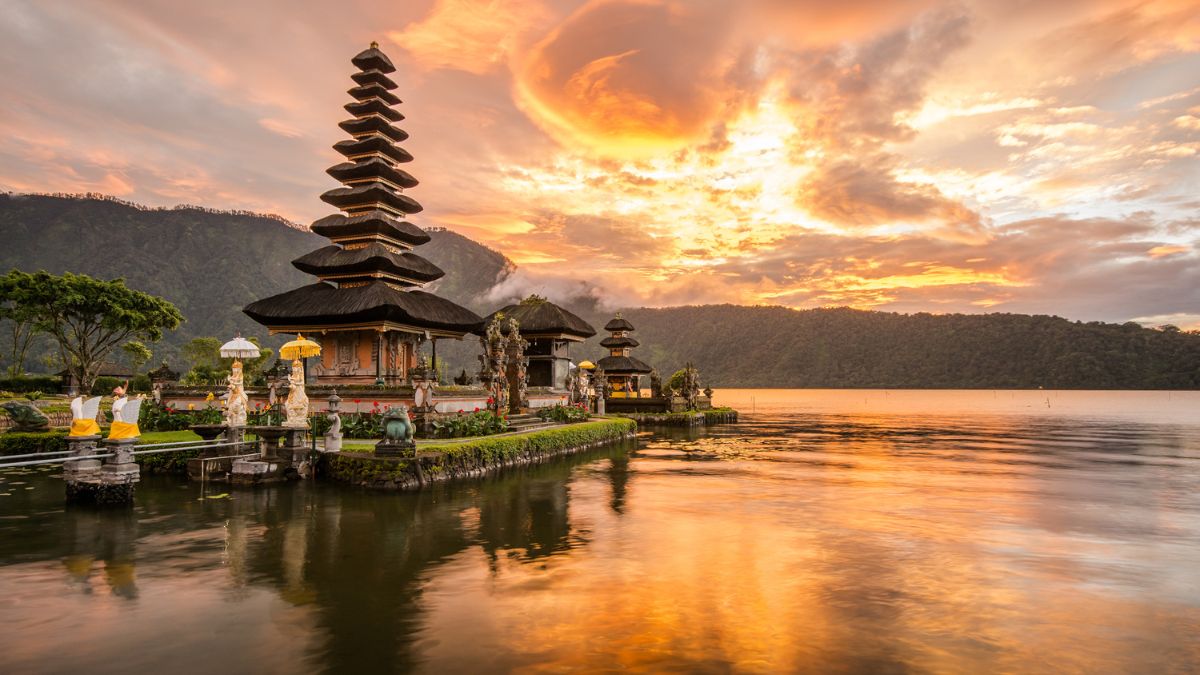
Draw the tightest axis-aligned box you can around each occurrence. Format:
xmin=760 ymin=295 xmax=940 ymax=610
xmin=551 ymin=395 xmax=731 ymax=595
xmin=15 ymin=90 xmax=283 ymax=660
xmin=1 ymin=389 xmax=1199 ymax=674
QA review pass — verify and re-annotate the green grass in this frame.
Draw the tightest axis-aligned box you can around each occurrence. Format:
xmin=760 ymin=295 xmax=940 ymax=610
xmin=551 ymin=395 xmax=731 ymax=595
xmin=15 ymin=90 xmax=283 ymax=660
xmin=138 ymin=430 xmax=202 ymax=444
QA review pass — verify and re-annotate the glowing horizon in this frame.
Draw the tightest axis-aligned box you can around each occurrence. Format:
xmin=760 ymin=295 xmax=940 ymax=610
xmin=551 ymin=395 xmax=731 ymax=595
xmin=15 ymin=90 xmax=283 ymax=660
xmin=0 ymin=0 xmax=1197 ymax=327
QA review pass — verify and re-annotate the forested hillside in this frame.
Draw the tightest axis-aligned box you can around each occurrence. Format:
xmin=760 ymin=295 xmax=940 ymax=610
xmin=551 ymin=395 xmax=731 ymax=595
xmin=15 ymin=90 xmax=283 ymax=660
xmin=3 ymin=193 xmax=1198 ymax=388
xmin=0 ymin=193 xmax=513 ymax=366
xmin=614 ymin=305 xmax=1200 ymax=389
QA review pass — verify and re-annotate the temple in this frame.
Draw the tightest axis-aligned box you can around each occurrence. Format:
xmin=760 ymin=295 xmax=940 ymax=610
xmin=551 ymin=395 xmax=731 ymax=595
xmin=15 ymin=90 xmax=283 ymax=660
xmin=244 ymin=43 xmax=481 ymax=385
xmin=596 ymin=314 xmax=652 ymax=397
xmin=483 ymin=296 xmax=596 ymax=391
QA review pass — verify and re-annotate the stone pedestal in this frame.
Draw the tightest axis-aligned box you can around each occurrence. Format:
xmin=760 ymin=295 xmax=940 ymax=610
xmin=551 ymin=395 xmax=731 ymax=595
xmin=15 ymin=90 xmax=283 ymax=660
xmin=282 ymin=428 xmax=309 ymax=466
xmin=375 ymin=439 xmax=416 ymax=458
xmin=67 ymin=437 xmax=139 ymax=505
xmin=230 ymin=458 xmax=289 ymax=486
xmin=231 ymin=426 xmax=296 ymax=485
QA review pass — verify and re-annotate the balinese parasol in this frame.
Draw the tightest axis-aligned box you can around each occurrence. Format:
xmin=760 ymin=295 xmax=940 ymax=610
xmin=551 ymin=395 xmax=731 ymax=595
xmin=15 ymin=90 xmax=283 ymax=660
xmin=220 ymin=335 xmax=261 ymax=360
xmin=578 ymin=360 xmax=596 ymax=370
xmin=280 ymin=334 xmax=322 ymax=360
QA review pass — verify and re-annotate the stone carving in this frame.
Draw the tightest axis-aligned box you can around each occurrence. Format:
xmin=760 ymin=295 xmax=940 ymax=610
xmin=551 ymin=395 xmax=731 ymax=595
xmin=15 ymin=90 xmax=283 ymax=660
xmin=570 ymin=366 xmax=590 ymax=406
xmin=412 ymin=361 xmax=437 ymax=411
xmin=649 ymin=368 xmax=662 ymax=399
xmin=108 ymin=395 xmax=144 ymax=440
xmin=704 ymin=386 xmax=713 ymax=400
xmin=505 ymin=317 xmax=528 ymax=414
xmin=69 ymin=396 xmax=102 ymax=437
xmin=284 ymin=359 xmax=310 ymax=428
xmin=324 ymin=392 xmax=343 ymax=453
xmin=224 ymin=360 xmax=249 ymax=427
xmin=375 ymin=404 xmax=416 ymax=457
xmin=682 ymin=362 xmax=701 ymax=411
xmin=453 ymin=368 xmax=472 ymax=386
xmin=479 ymin=315 xmax=509 ymax=415
xmin=594 ymin=367 xmax=610 ymax=398
xmin=1 ymin=400 xmax=50 ymax=432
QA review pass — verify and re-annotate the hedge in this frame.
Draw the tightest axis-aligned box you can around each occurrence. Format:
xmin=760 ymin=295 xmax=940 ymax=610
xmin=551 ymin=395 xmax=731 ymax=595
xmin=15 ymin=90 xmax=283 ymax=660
xmin=0 ymin=375 xmax=62 ymax=394
xmin=0 ymin=431 xmax=69 ymax=456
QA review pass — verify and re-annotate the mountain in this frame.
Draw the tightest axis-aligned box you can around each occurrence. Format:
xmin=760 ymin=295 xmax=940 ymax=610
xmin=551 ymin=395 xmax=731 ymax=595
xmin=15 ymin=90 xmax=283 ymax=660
xmin=0 ymin=193 xmax=513 ymax=366
xmin=3 ymin=193 xmax=1199 ymax=388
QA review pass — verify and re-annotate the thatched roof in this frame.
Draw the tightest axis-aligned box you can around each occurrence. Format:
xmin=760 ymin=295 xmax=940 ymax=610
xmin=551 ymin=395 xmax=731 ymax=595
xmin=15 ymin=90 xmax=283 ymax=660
xmin=482 ymin=300 xmax=596 ymax=339
xmin=345 ymin=99 xmax=403 ymax=122
xmin=352 ymin=45 xmax=396 ymax=74
xmin=351 ymin=69 xmax=397 ymax=90
xmin=338 ymin=117 xmax=409 ymax=143
xmin=310 ymin=211 xmax=430 ymax=246
xmin=596 ymin=355 xmax=652 ymax=374
xmin=333 ymin=136 xmax=413 ymax=164
xmin=600 ymin=335 xmax=639 ymax=348
xmin=292 ymin=244 xmax=444 ymax=283
xmin=321 ymin=183 xmax=423 ymax=214
xmin=347 ymin=84 xmax=401 ymax=106
xmin=326 ymin=158 xmax=417 ymax=189
xmin=244 ymin=282 xmax=482 ymax=333
xmin=604 ymin=316 xmax=635 ymax=331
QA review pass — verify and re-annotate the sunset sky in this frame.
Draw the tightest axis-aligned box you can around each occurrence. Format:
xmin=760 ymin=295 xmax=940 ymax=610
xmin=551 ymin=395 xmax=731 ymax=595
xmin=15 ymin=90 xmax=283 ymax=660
xmin=1 ymin=0 xmax=1198 ymax=326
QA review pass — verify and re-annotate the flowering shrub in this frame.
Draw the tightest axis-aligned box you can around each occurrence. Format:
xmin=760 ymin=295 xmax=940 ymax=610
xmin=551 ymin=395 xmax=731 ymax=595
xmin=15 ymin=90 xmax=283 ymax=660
xmin=536 ymin=403 xmax=591 ymax=424
xmin=432 ymin=410 xmax=508 ymax=438
xmin=139 ymin=401 xmax=223 ymax=430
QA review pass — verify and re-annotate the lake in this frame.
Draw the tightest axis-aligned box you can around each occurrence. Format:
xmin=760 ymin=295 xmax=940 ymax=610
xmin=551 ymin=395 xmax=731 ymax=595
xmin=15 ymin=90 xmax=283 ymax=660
xmin=1 ymin=389 xmax=1198 ymax=673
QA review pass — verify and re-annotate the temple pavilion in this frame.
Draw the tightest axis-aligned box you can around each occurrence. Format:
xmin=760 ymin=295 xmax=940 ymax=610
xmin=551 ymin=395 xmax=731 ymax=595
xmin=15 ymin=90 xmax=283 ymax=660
xmin=596 ymin=314 xmax=652 ymax=397
xmin=483 ymin=297 xmax=596 ymax=391
xmin=244 ymin=43 xmax=481 ymax=386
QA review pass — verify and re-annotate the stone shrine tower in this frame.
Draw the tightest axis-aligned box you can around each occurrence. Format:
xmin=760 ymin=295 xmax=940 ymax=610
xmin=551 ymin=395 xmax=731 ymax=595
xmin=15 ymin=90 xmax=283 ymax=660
xmin=244 ymin=43 xmax=481 ymax=385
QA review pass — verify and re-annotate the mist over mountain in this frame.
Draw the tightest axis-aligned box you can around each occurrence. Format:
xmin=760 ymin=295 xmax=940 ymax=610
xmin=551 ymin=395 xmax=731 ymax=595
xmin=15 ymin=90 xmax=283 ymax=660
xmin=3 ymin=193 xmax=1198 ymax=388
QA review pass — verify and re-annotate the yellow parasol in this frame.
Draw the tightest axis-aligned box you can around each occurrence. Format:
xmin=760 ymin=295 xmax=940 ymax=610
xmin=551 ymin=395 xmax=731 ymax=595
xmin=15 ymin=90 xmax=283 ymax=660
xmin=280 ymin=334 xmax=322 ymax=360
xmin=578 ymin=360 xmax=596 ymax=370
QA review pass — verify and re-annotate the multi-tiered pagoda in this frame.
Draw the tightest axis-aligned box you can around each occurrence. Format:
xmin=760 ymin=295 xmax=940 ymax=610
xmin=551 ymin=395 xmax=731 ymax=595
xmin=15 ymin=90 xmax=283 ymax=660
xmin=244 ymin=43 xmax=482 ymax=386
xmin=596 ymin=314 xmax=652 ymax=397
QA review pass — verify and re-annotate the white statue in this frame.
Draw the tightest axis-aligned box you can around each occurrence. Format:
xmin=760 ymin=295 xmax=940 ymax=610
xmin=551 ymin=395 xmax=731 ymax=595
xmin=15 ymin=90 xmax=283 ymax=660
xmin=108 ymin=390 xmax=145 ymax=440
xmin=324 ymin=410 xmax=342 ymax=452
xmin=284 ymin=359 xmax=309 ymax=428
xmin=414 ymin=375 xmax=436 ymax=410
xmin=225 ymin=361 xmax=249 ymax=427
xmin=69 ymin=395 xmax=102 ymax=437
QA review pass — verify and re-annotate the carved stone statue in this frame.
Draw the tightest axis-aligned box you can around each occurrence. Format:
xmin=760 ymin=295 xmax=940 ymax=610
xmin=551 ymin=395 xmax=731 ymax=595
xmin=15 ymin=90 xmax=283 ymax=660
xmin=151 ymin=381 xmax=163 ymax=404
xmin=505 ymin=317 xmax=528 ymax=414
xmin=570 ymin=366 xmax=589 ymax=405
xmin=412 ymin=359 xmax=437 ymax=411
xmin=69 ymin=396 xmax=102 ymax=437
xmin=682 ymin=362 xmax=701 ymax=411
xmin=594 ymin=367 xmax=610 ymax=398
xmin=478 ymin=314 xmax=510 ymax=415
xmin=225 ymin=360 xmax=249 ymax=427
xmin=108 ymin=395 xmax=144 ymax=440
xmin=649 ymin=368 xmax=663 ymax=399
xmin=324 ymin=392 xmax=343 ymax=453
xmin=1 ymin=400 xmax=50 ymax=433
xmin=375 ymin=404 xmax=416 ymax=457
xmin=284 ymin=359 xmax=309 ymax=428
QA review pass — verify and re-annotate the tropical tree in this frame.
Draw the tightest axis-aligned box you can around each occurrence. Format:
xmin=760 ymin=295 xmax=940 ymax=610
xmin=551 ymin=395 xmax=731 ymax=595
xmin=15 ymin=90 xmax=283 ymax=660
xmin=5 ymin=271 xmax=183 ymax=393
xmin=0 ymin=270 xmax=44 ymax=377
xmin=122 ymin=340 xmax=153 ymax=374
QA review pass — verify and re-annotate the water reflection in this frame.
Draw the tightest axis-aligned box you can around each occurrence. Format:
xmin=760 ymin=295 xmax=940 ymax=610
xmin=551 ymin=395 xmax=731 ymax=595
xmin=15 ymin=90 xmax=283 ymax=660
xmin=1 ymin=393 xmax=1200 ymax=673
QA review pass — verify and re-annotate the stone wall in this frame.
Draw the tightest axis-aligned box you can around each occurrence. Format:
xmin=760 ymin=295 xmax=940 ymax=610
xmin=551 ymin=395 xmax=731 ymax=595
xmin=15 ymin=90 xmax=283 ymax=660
xmin=319 ymin=418 xmax=637 ymax=490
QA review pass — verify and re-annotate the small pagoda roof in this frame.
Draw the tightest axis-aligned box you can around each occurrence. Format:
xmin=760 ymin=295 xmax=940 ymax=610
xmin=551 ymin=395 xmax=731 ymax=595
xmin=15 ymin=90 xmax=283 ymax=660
xmin=348 ymin=83 xmax=401 ymax=106
xmin=326 ymin=158 xmax=417 ymax=189
xmin=345 ymin=98 xmax=404 ymax=122
xmin=338 ymin=116 xmax=409 ymax=143
xmin=321 ymin=183 xmax=423 ymax=214
xmin=600 ymin=335 xmax=639 ymax=348
xmin=292 ymin=244 xmax=445 ymax=283
xmin=352 ymin=45 xmax=396 ymax=74
xmin=244 ymin=282 xmax=482 ymax=334
xmin=596 ymin=355 xmax=653 ymax=374
xmin=605 ymin=316 xmax=635 ymax=331
xmin=482 ymin=300 xmax=596 ymax=340
xmin=351 ymin=69 xmax=397 ymax=90
xmin=334 ymin=136 xmax=414 ymax=164
xmin=310 ymin=211 xmax=430 ymax=246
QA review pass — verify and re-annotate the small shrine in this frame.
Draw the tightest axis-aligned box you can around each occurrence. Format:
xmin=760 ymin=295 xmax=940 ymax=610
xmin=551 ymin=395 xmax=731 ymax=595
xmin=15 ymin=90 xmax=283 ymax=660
xmin=481 ymin=296 xmax=596 ymax=391
xmin=595 ymin=314 xmax=652 ymax=397
xmin=243 ymin=43 xmax=481 ymax=386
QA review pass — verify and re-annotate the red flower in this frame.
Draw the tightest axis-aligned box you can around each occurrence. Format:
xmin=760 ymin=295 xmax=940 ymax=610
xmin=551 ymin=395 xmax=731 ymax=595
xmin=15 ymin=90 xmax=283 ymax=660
xmin=372 ymin=400 xmax=379 ymax=407
xmin=474 ymin=407 xmax=480 ymax=412
xmin=354 ymin=399 xmax=362 ymax=404
xmin=486 ymin=397 xmax=494 ymax=405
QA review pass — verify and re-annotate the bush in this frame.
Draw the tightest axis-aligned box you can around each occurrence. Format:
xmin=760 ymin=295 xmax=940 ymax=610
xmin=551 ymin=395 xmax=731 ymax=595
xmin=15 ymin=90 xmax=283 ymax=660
xmin=0 ymin=375 xmax=62 ymax=394
xmin=432 ymin=410 xmax=508 ymax=438
xmin=131 ymin=374 xmax=151 ymax=392
xmin=91 ymin=376 xmax=123 ymax=396
xmin=0 ymin=431 xmax=68 ymax=456
xmin=536 ymin=403 xmax=590 ymax=423
xmin=139 ymin=401 xmax=223 ymax=431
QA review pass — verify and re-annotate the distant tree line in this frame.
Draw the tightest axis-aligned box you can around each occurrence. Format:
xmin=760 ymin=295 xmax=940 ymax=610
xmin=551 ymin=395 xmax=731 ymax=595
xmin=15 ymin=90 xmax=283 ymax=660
xmin=1 ymin=191 xmax=301 ymax=230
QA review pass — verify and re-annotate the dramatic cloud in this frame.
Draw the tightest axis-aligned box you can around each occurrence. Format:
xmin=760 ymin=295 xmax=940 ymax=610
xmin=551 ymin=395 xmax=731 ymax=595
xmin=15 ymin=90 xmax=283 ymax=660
xmin=0 ymin=0 xmax=1197 ymax=327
